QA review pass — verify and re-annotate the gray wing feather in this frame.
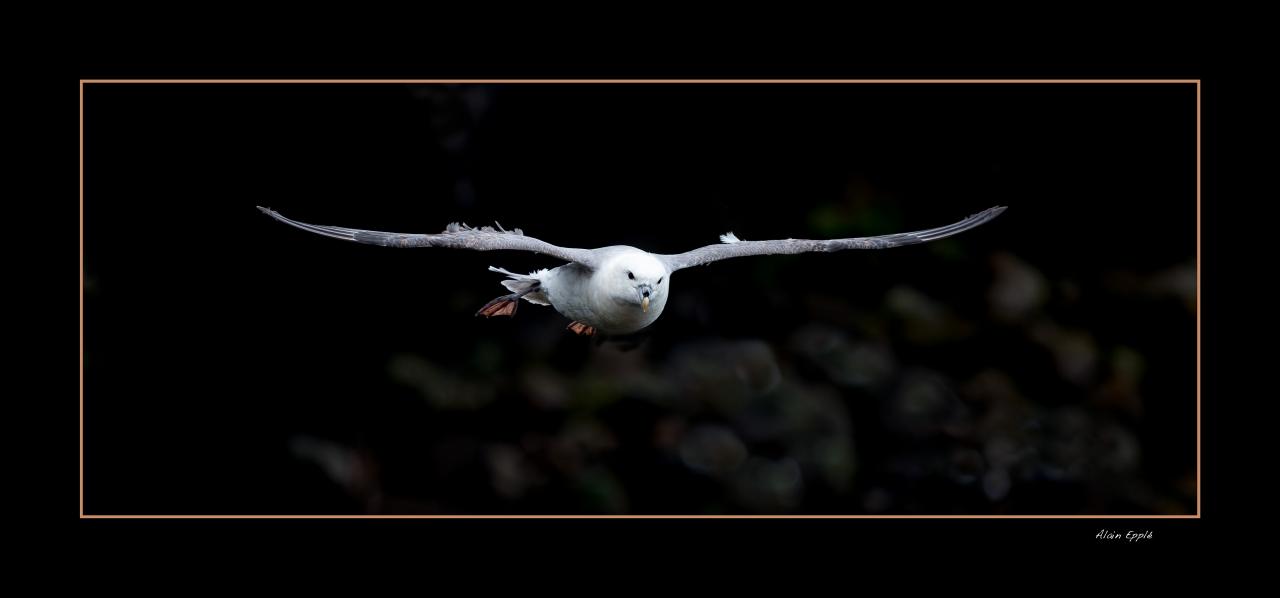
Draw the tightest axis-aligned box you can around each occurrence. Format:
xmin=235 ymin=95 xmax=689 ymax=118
xmin=258 ymin=207 xmax=599 ymax=268
xmin=659 ymin=206 xmax=1006 ymax=271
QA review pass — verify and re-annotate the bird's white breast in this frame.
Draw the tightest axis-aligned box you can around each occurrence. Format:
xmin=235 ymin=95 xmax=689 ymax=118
xmin=541 ymin=249 xmax=670 ymax=334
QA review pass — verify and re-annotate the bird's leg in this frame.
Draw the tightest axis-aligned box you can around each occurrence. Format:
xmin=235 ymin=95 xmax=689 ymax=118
xmin=475 ymin=288 xmax=536 ymax=318
xmin=566 ymin=321 xmax=597 ymax=336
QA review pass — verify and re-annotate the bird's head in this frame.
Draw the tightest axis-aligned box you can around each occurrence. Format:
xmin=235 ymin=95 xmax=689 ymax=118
xmin=603 ymin=253 xmax=669 ymax=314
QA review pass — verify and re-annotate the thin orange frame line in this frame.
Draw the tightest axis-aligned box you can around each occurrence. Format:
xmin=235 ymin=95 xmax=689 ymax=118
xmin=1196 ymin=81 xmax=1202 ymax=518
xmin=80 ymin=81 xmax=87 ymax=517
xmin=80 ymin=514 xmax=1198 ymax=519
xmin=80 ymin=79 xmax=1201 ymax=519
xmin=81 ymin=79 xmax=1200 ymax=84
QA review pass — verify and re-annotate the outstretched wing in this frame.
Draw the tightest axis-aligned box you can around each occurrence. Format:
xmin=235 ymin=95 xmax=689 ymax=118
xmin=258 ymin=207 xmax=600 ymax=268
xmin=658 ymin=206 xmax=1006 ymax=271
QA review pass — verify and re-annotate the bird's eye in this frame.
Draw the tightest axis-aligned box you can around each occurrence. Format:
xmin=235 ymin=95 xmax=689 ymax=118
xmin=627 ymin=271 xmax=634 ymax=280
xmin=657 ymin=277 xmax=663 ymax=284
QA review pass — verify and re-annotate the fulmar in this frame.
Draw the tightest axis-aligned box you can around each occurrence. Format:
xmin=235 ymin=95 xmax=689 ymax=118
xmin=258 ymin=205 xmax=1006 ymax=336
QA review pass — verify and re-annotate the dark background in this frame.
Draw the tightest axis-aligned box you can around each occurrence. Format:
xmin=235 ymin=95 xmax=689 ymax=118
xmin=83 ymin=83 xmax=1196 ymax=515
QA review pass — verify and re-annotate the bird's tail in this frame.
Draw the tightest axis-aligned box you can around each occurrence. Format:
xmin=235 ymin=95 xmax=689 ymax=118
xmin=488 ymin=266 xmax=551 ymax=305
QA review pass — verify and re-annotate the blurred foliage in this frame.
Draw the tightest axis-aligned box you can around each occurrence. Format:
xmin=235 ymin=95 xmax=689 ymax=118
xmin=85 ymin=83 xmax=1196 ymax=515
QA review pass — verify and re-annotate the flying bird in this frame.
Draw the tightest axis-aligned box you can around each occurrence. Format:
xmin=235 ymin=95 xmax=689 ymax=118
xmin=259 ymin=205 xmax=1006 ymax=336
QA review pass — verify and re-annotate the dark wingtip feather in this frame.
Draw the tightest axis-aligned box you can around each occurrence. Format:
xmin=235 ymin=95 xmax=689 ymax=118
xmin=965 ymin=205 xmax=1007 ymax=226
xmin=909 ymin=205 xmax=1008 ymax=243
xmin=981 ymin=205 xmax=1008 ymax=225
xmin=257 ymin=206 xmax=361 ymax=242
xmin=258 ymin=206 xmax=290 ymax=223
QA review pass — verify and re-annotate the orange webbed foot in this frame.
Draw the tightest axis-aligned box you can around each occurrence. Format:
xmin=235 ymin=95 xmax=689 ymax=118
xmin=566 ymin=321 xmax=597 ymax=336
xmin=476 ymin=296 xmax=519 ymax=317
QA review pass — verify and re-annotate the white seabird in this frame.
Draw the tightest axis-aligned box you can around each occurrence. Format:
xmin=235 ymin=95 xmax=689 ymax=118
xmin=258 ymin=205 xmax=1006 ymax=336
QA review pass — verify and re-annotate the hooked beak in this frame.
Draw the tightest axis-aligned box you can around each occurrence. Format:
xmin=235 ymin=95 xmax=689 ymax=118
xmin=641 ymin=296 xmax=650 ymax=312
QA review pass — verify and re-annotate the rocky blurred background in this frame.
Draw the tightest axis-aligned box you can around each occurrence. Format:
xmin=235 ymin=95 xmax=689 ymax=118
xmin=83 ymin=83 xmax=1196 ymax=514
